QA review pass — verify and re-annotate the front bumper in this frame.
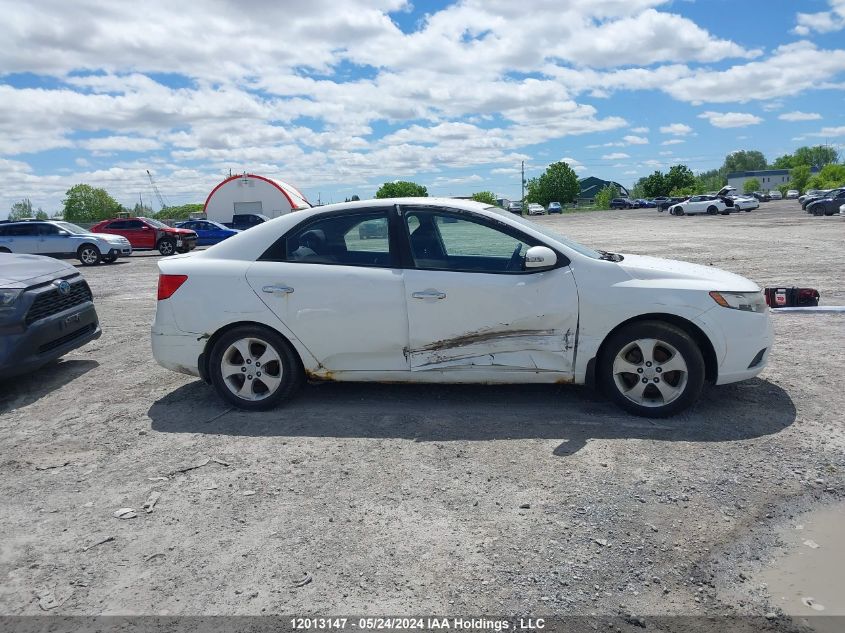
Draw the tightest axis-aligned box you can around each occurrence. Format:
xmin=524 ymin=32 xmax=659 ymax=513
xmin=0 ymin=303 xmax=101 ymax=379
xmin=693 ymin=306 xmax=774 ymax=385
xmin=107 ymin=245 xmax=133 ymax=257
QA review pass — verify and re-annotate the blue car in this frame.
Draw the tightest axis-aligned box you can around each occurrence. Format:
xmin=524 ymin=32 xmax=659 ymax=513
xmin=175 ymin=219 xmax=239 ymax=246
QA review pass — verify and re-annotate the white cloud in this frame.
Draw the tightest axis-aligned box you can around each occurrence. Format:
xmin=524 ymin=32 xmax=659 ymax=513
xmin=778 ymin=111 xmax=823 ymax=122
xmin=809 ymin=126 xmax=845 ymax=137
xmin=630 ymin=126 xmax=649 ymax=133
xmin=660 ymin=123 xmax=693 ymax=135
xmin=661 ymin=139 xmax=685 ymax=146
xmin=602 ymin=152 xmax=630 ymax=160
xmin=698 ymin=111 xmax=763 ymax=128
xmin=82 ymin=136 xmax=162 ymax=152
xmin=794 ymin=1 xmax=845 ymax=35
xmin=662 ymin=42 xmax=845 ymax=104
xmin=623 ymin=135 xmax=649 ymax=145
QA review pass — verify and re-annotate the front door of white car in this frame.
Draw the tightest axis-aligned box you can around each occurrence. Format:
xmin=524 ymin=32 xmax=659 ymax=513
xmin=246 ymin=210 xmax=409 ymax=372
xmin=400 ymin=208 xmax=579 ymax=374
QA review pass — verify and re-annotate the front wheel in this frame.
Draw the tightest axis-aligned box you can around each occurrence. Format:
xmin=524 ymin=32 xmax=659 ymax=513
xmin=598 ymin=321 xmax=705 ymax=418
xmin=77 ymin=244 xmax=101 ymax=266
xmin=208 ymin=326 xmax=304 ymax=411
xmin=158 ymin=238 xmax=176 ymax=256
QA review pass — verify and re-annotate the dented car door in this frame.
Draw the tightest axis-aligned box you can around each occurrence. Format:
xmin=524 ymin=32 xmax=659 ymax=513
xmin=401 ymin=208 xmax=578 ymax=374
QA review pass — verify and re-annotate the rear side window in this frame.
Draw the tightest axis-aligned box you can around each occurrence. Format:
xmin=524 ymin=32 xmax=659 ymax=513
xmin=6 ymin=224 xmax=38 ymax=236
xmin=123 ymin=220 xmax=145 ymax=229
xmin=261 ymin=211 xmax=393 ymax=268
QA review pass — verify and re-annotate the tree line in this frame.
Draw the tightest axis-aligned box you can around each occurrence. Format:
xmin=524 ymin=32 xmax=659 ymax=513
xmin=631 ymin=145 xmax=841 ymax=199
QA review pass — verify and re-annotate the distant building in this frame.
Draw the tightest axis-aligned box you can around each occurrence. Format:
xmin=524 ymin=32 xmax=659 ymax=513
xmin=727 ymin=167 xmax=819 ymax=193
xmin=577 ymin=177 xmax=630 ymax=204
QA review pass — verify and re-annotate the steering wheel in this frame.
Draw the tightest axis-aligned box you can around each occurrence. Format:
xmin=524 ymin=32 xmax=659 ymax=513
xmin=506 ymin=243 xmax=523 ymax=271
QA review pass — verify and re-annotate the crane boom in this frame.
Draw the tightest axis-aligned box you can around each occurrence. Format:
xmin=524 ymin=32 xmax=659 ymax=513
xmin=146 ymin=170 xmax=169 ymax=211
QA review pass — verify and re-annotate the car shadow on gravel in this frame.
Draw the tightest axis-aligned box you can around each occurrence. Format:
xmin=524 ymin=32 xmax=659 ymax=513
xmin=148 ymin=377 xmax=796 ymax=455
xmin=0 ymin=359 xmax=98 ymax=414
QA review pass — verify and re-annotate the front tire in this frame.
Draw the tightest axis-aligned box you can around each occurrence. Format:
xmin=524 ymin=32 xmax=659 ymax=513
xmin=598 ymin=321 xmax=705 ymax=418
xmin=158 ymin=238 xmax=176 ymax=256
xmin=77 ymin=244 xmax=101 ymax=266
xmin=208 ymin=325 xmax=304 ymax=411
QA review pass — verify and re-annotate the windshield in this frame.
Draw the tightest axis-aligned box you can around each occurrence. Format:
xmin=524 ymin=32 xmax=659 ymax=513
xmin=55 ymin=222 xmax=88 ymax=234
xmin=139 ymin=217 xmax=167 ymax=228
xmin=486 ymin=206 xmax=603 ymax=260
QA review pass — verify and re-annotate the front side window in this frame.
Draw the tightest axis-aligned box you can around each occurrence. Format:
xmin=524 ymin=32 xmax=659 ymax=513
xmin=403 ymin=209 xmax=535 ymax=273
xmin=265 ymin=211 xmax=393 ymax=268
xmin=123 ymin=220 xmax=145 ymax=230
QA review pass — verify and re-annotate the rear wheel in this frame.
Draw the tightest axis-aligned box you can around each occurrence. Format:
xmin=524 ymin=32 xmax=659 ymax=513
xmin=209 ymin=325 xmax=304 ymax=411
xmin=157 ymin=238 xmax=176 ymax=256
xmin=77 ymin=244 xmax=101 ymax=266
xmin=599 ymin=321 xmax=705 ymax=418
xmin=0 ymin=247 xmax=10 ymax=253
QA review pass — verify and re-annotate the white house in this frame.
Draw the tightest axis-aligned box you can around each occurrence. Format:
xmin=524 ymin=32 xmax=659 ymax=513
xmin=204 ymin=173 xmax=311 ymax=224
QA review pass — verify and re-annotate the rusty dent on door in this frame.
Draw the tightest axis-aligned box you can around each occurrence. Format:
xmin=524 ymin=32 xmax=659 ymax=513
xmin=408 ymin=325 xmax=574 ymax=371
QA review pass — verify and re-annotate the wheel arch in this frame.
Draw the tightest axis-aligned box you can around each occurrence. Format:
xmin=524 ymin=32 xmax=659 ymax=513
xmin=197 ymin=320 xmax=306 ymax=383
xmin=585 ymin=312 xmax=718 ymax=388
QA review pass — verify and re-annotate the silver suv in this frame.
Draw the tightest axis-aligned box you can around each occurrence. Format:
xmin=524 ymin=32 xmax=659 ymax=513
xmin=0 ymin=220 xmax=132 ymax=266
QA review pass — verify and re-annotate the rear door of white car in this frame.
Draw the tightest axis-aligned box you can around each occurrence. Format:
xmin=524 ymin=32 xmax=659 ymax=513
xmin=399 ymin=206 xmax=579 ymax=374
xmin=246 ymin=209 xmax=409 ymax=371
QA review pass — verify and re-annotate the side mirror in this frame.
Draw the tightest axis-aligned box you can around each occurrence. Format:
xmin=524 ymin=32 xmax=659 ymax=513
xmin=524 ymin=245 xmax=557 ymax=270
xmin=141 ymin=226 xmax=151 ymax=230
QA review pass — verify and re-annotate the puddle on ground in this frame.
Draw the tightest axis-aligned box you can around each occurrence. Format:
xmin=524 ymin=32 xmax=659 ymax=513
xmin=757 ymin=502 xmax=845 ymax=631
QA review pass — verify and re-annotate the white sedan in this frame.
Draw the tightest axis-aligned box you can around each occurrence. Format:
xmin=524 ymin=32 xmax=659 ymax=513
xmin=730 ymin=195 xmax=760 ymax=212
xmin=527 ymin=203 xmax=546 ymax=215
xmin=152 ymin=198 xmax=773 ymax=418
xmin=667 ymin=195 xmax=731 ymax=216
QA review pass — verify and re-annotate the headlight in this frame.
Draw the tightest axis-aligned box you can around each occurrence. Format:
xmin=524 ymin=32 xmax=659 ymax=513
xmin=709 ymin=290 xmax=767 ymax=313
xmin=0 ymin=288 xmax=22 ymax=308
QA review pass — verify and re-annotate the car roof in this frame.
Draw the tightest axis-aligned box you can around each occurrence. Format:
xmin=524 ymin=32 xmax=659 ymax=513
xmin=195 ymin=197 xmax=595 ymax=264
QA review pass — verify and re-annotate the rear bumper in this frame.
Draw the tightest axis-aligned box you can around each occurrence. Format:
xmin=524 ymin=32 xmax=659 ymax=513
xmin=151 ymin=317 xmax=204 ymax=377
xmin=0 ymin=303 xmax=101 ymax=379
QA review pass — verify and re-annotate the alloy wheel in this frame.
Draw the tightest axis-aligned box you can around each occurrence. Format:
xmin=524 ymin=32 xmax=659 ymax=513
xmin=80 ymin=247 xmax=99 ymax=264
xmin=219 ymin=337 xmax=284 ymax=401
xmin=612 ymin=338 xmax=689 ymax=408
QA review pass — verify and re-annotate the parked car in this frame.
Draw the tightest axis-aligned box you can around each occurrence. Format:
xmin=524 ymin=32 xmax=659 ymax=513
xmin=729 ymin=195 xmax=759 ymax=212
xmin=152 ymin=198 xmax=773 ymax=418
xmin=840 ymin=203 xmax=845 ymax=216
xmin=0 ymin=220 xmax=132 ymax=266
xmin=768 ymin=190 xmax=783 ymax=200
xmin=91 ymin=217 xmax=197 ymax=256
xmin=527 ymin=203 xmax=546 ymax=215
xmin=799 ymin=189 xmax=824 ymax=205
xmin=751 ymin=191 xmax=771 ymax=202
xmin=807 ymin=189 xmax=845 ymax=216
xmin=668 ymin=186 xmax=736 ymax=216
xmin=221 ymin=213 xmax=270 ymax=231
xmin=803 ymin=189 xmax=835 ymax=210
xmin=507 ymin=201 xmax=523 ymax=215
xmin=634 ymin=199 xmax=653 ymax=208
xmin=785 ymin=189 xmax=799 ymax=199
xmin=547 ymin=202 xmax=562 ymax=214
xmin=0 ymin=253 xmax=101 ymax=379
xmin=175 ymin=219 xmax=239 ymax=246
xmin=653 ymin=197 xmax=672 ymax=212
xmin=610 ymin=198 xmax=635 ymax=209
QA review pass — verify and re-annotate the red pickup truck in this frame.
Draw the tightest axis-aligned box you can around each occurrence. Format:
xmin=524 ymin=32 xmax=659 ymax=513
xmin=91 ymin=217 xmax=197 ymax=256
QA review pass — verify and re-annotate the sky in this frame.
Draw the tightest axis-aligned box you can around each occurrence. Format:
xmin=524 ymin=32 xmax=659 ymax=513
xmin=2 ymin=0 xmax=845 ymax=216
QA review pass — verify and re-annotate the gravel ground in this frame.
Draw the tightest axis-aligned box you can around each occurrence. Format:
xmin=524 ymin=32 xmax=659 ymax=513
xmin=0 ymin=200 xmax=843 ymax=624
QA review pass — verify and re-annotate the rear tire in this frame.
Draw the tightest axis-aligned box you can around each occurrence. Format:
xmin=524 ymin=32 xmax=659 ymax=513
xmin=598 ymin=321 xmax=705 ymax=418
xmin=77 ymin=244 xmax=101 ymax=266
xmin=158 ymin=238 xmax=176 ymax=256
xmin=0 ymin=247 xmax=10 ymax=253
xmin=208 ymin=325 xmax=304 ymax=411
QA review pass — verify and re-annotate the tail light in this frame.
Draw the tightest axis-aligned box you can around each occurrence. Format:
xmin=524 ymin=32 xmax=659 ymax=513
xmin=157 ymin=274 xmax=188 ymax=300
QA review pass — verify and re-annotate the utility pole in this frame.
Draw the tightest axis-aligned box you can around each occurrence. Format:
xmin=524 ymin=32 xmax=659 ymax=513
xmin=521 ymin=161 xmax=525 ymax=207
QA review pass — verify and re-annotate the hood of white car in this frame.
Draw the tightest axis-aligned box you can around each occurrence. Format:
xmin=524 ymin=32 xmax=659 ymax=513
xmin=90 ymin=233 xmax=128 ymax=243
xmin=617 ymin=254 xmax=759 ymax=291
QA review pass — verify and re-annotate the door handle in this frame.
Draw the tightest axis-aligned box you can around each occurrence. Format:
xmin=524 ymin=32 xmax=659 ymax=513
xmin=262 ymin=285 xmax=294 ymax=295
xmin=411 ymin=290 xmax=446 ymax=300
